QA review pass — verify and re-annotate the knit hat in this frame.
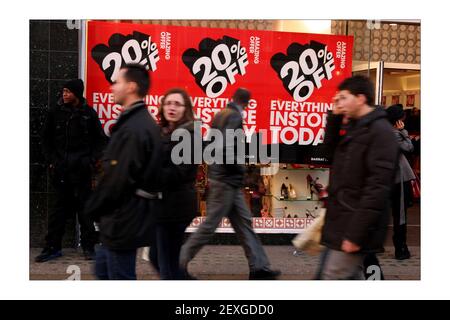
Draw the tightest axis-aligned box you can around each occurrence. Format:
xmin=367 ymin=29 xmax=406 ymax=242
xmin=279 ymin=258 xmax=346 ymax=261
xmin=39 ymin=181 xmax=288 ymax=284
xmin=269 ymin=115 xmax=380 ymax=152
xmin=386 ymin=104 xmax=405 ymax=125
xmin=63 ymin=79 xmax=84 ymax=100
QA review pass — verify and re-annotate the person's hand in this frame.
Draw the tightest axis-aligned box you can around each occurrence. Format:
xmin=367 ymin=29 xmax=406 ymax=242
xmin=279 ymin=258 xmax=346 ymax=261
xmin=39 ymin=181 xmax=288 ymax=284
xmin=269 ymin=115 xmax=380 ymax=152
xmin=342 ymin=115 xmax=350 ymax=125
xmin=395 ymin=120 xmax=405 ymax=130
xmin=341 ymin=240 xmax=361 ymax=253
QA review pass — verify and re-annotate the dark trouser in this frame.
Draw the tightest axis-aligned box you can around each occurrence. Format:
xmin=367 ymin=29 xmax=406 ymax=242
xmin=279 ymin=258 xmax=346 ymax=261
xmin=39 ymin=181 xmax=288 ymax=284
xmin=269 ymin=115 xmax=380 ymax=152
xmin=149 ymin=221 xmax=190 ymax=280
xmin=363 ymin=253 xmax=385 ymax=280
xmin=391 ymin=182 xmax=411 ymax=252
xmin=180 ymin=179 xmax=271 ymax=272
xmin=95 ymin=244 xmax=137 ymax=280
xmin=45 ymin=178 xmax=97 ymax=250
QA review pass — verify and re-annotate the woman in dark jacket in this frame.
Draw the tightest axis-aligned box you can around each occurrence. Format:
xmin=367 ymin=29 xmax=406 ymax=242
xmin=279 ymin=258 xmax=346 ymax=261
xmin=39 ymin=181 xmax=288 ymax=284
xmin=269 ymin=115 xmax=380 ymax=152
xmin=149 ymin=88 xmax=200 ymax=279
xmin=386 ymin=104 xmax=415 ymax=260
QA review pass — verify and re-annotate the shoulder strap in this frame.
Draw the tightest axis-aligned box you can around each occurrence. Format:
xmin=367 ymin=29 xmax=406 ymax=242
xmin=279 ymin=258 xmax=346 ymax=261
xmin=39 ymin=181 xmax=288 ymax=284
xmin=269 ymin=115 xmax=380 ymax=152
xmin=213 ymin=108 xmax=235 ymax=129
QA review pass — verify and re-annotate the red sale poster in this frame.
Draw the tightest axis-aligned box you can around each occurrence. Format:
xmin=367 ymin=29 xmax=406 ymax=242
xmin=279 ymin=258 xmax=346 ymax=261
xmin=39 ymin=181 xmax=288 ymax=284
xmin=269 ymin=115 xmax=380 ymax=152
xmin=86 ymin=21 xmax=353 ymax=145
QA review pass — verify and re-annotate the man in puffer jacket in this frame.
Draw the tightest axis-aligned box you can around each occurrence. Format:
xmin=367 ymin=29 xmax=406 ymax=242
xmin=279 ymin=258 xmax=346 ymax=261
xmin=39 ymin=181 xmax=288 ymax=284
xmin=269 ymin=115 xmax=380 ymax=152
xmin=317 ymin=76 xmax=399 ymax=280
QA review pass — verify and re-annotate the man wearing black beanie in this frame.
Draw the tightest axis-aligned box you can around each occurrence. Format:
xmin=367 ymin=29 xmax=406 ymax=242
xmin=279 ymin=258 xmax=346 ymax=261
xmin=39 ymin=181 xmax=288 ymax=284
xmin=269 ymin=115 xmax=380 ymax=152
xmin=35 ymin=79 xmax=107 ymax=263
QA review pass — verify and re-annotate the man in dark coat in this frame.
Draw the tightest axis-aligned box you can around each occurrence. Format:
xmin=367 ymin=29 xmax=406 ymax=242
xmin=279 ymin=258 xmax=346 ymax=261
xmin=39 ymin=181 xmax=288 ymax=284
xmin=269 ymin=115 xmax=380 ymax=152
xmin=35 ymin=79 xmax=107 ymax=263
xmin=317 ymin=75 xmax=399 ymax=280
xmin=85 ymin=64 xmax=162 ymax=280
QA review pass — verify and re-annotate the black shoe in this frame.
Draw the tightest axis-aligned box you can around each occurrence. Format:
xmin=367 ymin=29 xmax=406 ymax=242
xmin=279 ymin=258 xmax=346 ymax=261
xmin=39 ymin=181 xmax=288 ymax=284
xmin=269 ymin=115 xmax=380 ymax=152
xmin=180 ymin=270 xmax=197 ymax=280
xmin=35 ymin=247 xmax=62 ymax=263
xmin=83 ymin=249 xmax=96 ymax=261
xmin=249 ymin=269 xmax=281 ymax=280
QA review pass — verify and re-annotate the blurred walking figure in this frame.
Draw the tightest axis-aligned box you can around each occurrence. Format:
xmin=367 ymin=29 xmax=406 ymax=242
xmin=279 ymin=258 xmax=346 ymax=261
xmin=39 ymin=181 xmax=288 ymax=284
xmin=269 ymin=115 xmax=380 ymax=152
xmin=316 ymin=76 xmax=398 ymax=280
xmin=85 ymin=64 xmax=162 ymax=280
xmin=149 ymin=88 xmax=200 ymax=279
xmin=35 ymin=79 xmax=106 ymax=263
xmin=386 ymin=104 xmax=415 ymax=260
xmin=179 ymin=88 xmax=281 ymax=280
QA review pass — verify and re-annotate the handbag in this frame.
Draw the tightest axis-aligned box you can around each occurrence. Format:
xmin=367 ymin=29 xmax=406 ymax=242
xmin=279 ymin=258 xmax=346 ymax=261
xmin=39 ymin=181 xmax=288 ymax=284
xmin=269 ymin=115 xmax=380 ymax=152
xmin=411 ymin=178 xmax=420 ymax=199
xmin=288 ymin=184 xmax=297 ymax=199
xmin=292 ymin=208 xmax=326 ymax=255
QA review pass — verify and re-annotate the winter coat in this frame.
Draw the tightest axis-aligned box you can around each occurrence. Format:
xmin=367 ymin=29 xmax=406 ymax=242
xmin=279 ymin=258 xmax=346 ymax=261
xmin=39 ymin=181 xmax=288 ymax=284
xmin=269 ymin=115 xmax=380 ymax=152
xmin=42 ymin=99 xmax=107 ymax=184
xmin=207 ymin=102 xmax=246 ymax=188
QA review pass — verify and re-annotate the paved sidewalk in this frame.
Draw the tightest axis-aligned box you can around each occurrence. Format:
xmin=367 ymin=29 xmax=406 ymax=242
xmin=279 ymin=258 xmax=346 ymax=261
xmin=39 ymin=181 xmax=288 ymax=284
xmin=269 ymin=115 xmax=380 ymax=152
xmin=30 ymin=245 xmax=420 ymax=280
